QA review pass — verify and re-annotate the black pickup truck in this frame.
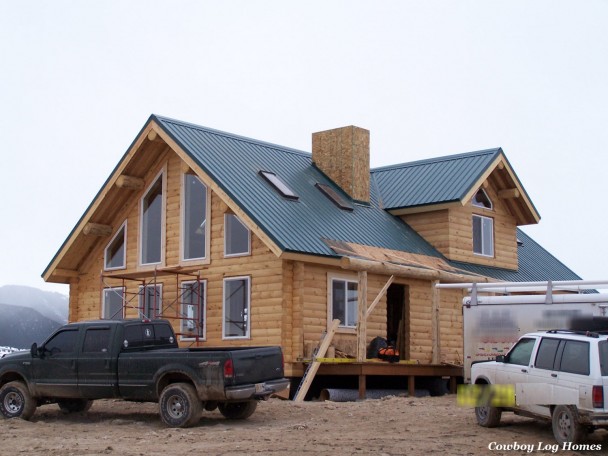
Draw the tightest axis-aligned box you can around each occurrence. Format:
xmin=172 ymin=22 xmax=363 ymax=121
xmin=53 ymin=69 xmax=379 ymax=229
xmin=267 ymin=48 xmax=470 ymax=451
xmin=0 ymin=319 xmax=288 ymax=427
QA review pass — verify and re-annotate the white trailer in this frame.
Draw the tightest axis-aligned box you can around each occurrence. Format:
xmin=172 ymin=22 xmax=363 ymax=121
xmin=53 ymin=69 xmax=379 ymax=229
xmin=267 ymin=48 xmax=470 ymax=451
xmin=436 ymin=280 xmax=608 ymax=383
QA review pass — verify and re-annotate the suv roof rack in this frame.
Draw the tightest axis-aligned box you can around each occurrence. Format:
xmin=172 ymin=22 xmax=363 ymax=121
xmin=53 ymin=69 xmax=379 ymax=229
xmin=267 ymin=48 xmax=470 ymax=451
xmin=545 ymin=329 xmax=602 ymax=338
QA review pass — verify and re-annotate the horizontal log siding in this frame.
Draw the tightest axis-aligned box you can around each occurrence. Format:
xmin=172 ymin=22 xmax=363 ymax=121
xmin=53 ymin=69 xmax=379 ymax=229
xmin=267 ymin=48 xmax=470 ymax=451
xmin=70 ymin=151 xmax=285 ymax=350
xmin=299 ymin=264 xmax=390 ymax=359
xmin=401 ymin=184 xmax=518 ymax=270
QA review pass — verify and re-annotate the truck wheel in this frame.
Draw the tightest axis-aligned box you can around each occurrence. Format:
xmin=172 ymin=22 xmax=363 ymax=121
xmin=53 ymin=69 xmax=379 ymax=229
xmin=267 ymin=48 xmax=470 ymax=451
xmin=218 ymin=401 xmax=257 ymax=420
xmin=475 ymin=405 xmax=502 ymax=427
xmin=552 ymin=405 xmax=587 ymax=444
xmin=159 ymin=383 xmax=201 ymax=428
xmin=58 ymin=399 xmax=93 ymax=414
xmin=0 ymin=381 xmax=36 ymax=420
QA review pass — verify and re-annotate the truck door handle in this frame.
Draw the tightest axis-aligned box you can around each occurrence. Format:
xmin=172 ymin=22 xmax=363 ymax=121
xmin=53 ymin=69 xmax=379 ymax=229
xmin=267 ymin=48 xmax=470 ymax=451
xmin=521 ymin=369 xmax=528 ymax=373
xmin=551 ymin=373 xmax=557 ymax=378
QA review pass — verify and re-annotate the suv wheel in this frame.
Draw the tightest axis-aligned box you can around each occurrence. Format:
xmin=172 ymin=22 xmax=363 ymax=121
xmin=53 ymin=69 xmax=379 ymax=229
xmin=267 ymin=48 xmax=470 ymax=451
xmin=552 ymin=405 xmax=587 ymax=444
xmin=475 ymin=405 xmax=502 ymax=427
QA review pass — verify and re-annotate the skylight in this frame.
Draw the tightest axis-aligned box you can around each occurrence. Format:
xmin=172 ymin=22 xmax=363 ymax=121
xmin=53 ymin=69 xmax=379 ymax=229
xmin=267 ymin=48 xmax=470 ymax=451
xmin=259 ymin=171 xmax=298 ymax=200
xmin=316 ymin=183 xmax=353 ymax=211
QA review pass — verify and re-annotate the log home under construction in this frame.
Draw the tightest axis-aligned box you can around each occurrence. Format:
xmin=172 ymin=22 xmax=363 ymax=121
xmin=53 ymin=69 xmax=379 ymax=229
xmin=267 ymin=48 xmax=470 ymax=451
xmin=42 ymin=115 xmax=580 ymax=395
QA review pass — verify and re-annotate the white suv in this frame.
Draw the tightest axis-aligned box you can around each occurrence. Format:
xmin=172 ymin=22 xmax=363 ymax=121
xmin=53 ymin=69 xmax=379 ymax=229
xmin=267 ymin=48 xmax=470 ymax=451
xmin=471 ymin=329 xmax=608 ymax=444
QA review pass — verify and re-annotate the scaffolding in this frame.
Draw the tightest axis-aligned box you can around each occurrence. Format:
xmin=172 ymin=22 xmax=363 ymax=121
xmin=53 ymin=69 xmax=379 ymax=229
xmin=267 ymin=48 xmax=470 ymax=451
xmin=100 ymin=266 xmax=206 ymax=346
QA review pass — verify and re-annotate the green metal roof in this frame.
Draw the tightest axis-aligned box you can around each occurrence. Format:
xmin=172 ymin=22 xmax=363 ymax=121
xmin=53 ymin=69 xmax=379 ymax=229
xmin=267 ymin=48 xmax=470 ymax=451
xmin=371 ymin=149 xmax=501 ymax=210
xmin=154 ymin=115 xmax=441 ymax=258
xmin=451 ymin=229 xmax=581 ymax=282
xmin=44 ymin=114 xmax=579 ymax=283
xmin=154 ymin=116 xmax=579 ymax=282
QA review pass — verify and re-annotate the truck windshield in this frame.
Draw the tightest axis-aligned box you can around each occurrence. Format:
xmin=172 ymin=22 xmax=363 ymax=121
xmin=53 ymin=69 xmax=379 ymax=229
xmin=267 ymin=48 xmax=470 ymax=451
xmin=600 ymin=341 xmax=608 ymax=376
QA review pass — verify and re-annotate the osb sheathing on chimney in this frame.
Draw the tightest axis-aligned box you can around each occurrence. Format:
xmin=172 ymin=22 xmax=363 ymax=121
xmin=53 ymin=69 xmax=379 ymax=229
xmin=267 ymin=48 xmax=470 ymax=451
xmin=312 ymin=126 xmax=370 ymax=203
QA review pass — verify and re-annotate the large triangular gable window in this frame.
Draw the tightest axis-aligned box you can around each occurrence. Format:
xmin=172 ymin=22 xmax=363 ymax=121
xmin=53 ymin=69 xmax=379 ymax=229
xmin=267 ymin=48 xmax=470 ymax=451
xmin=472 ymin=188 xmax=493 ymax=210
xmin=104 ymin=221 xmax=126 ymax=270
xmin=140 ymin=171 xmax=165 ymax=265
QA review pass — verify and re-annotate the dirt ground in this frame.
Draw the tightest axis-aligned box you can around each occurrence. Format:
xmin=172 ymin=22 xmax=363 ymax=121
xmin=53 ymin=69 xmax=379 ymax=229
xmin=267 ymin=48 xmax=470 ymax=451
xmin=1 ymin=395 xmax=606 ymax=456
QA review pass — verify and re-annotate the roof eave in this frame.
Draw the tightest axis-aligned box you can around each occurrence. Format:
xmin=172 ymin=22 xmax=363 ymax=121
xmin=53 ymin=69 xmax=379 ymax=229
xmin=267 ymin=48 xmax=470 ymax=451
xmin=42 ymin=115 xmax=160 ymax=283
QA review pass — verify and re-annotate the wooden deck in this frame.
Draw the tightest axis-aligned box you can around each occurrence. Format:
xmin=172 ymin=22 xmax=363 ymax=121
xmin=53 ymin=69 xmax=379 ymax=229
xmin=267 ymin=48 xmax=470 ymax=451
xmin=288 ymin=361 xmax=463 ymax=399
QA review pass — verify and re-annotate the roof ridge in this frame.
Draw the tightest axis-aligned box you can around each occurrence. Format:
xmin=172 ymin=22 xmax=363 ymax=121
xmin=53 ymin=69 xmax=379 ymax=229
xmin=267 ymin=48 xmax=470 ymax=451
xmin=153 ymin=114 xmax=312 ymax=159
xmin=371 ymin=148 xmax=501 ymax=173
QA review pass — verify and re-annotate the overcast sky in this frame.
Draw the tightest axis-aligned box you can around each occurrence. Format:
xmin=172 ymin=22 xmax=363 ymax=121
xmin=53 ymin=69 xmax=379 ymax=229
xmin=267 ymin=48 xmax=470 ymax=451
xmin=1 ymin=1 xmax=607 ymax=295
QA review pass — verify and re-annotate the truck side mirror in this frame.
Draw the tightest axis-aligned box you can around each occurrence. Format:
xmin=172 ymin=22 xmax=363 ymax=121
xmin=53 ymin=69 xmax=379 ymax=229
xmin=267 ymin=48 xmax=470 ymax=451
xmin=495 ymin=355 xmax=505 ymax=363
xmin=30 ymin=343 xmax=38 ymax=358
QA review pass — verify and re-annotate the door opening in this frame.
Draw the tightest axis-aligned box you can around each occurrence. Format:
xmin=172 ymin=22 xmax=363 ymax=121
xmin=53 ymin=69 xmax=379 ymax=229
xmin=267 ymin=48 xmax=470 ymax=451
xmin=386 ymin=284 xmax=409 ymax=360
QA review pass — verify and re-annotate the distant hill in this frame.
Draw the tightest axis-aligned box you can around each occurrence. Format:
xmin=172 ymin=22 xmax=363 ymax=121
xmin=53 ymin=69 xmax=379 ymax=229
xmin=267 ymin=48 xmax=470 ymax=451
xmin=0 ymin=285 xmax=68 ymax=323
xmin=0 ymin=285 xmax=68 ymax=349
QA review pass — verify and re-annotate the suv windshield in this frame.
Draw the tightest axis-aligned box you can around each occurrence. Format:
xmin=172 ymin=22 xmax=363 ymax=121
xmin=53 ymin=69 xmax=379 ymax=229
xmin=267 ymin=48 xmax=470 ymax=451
xmin=600 ymin=341 xmax=608 ymax=376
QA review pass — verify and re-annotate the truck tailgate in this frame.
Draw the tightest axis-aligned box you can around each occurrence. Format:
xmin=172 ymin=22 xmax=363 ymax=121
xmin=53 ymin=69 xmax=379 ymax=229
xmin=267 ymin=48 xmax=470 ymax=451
xmin=230 ymin=346 xmax=283 ymax=384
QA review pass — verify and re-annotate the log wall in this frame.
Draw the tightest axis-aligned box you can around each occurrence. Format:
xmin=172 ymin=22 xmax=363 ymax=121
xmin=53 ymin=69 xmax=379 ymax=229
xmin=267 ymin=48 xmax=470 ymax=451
xmin=67 ymin=147 xmax=472 ymax=371
xmin=402 ymin=183 xmax=518 ymax=270
xmin=70 ymin=151 xmax=285 ymax=350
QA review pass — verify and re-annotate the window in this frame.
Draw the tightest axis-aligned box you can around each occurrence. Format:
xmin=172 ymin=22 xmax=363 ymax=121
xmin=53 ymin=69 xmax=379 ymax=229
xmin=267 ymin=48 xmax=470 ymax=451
xmin=472 ymin=214 xmax=494 ymax=257
xmin=223 ymin=277 xmax=250 ymax=339
xmin=139 ymin=285 xmax=162 ymax=319
xmin=45 ymin=330 xmax=78 ymax=355
xmin=83 ymin=328 xmax=111 ymax=353
xmin=180 ymin=280 xmax=206 ymax=340
xmin=182 ymin=173 xmax=208 ymax=261
xmin=331 ymin=278 xmax=358 ymax=329
xmin=224 ymin=213 xmax=250 ymax=257
xmin=505 ymin=337 xmax=536 ymax=366
xmin=140 ymin=173 xmax=164 ymax=265
xmin=472 ymin=188 xmax=493 ymax=209
xmin=535 ymin=338 xmax=561 ymax=370
xmin=316 ymin=183 xmax=354 ymax=211
xmin=104 ymin=222 xmax=126 ymax=270
xmin=103 ymin=287 xmax=124 ymax=320
xmin=259 ymin=171 xmax=298 ymax=200
xmin=123 ymin=325 xmax=145 ymax=349
xmin=559 ymin=340 xmax=590 ymax=375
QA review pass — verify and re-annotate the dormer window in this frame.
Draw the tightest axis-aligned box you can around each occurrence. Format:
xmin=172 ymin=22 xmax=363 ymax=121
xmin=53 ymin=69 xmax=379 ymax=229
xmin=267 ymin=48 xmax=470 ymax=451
xmin=473 ymin=214 xmax=494 ymax=257
xmin=472 ymin=188 xmax=493 ymax=210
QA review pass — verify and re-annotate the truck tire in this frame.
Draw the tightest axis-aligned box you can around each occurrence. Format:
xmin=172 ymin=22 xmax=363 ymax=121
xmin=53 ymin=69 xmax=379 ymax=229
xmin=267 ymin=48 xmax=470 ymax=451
xmin=552 ymin=405 xmax=587 ymax=444
xmin=218 ymin=401 xmax=257 ymax=420
xmin=159 ymin=383 xmax=201 ymax=428
xmin=58 ymin=399 xmax=93 ymax=414
xmin=0 ymin=381 xmax=36 ymax=420
xmin=475 ymin=405 xmax=502 ymax=427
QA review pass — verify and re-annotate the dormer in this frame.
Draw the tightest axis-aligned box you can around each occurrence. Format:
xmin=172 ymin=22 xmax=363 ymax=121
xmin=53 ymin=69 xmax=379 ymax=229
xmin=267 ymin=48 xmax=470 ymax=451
xmin=371 ymin=148 xmax=540 ymax=270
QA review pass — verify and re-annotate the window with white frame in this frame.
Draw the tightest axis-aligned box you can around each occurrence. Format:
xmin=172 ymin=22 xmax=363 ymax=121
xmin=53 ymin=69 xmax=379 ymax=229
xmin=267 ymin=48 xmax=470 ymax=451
xmin=224 ymin=213 xmax=250 ymax=257
xmin=472 ymin=188 xmax=493 ymax=210
xmin=139 ymin=284 xmax=162 ymax=319
xmin=104 ymin=222 xmax=126 ymax=270
xmin=472 ymin=214 xmax=494 ymax=256
xmin=140 ymin=173 xmax=164 ymax=265
xmin=103 ymin=287 xmax=125 ymax=320
xmin=330 ymin=277 xmax=358 ymax=328
xmin=180 ymin=280 xmax=206 ymax=340
xmin=182 ymin=174 xmax=208 ymax=261
xmin=223 ymin=277 xmax=250 ymax=339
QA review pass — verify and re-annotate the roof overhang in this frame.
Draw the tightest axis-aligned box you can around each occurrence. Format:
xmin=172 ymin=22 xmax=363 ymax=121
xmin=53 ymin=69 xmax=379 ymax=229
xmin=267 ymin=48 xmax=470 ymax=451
xmin=388 ymin=152 xmax=540 ymax=225
xmin=42 ymin=116 xmax=284 ymax=284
